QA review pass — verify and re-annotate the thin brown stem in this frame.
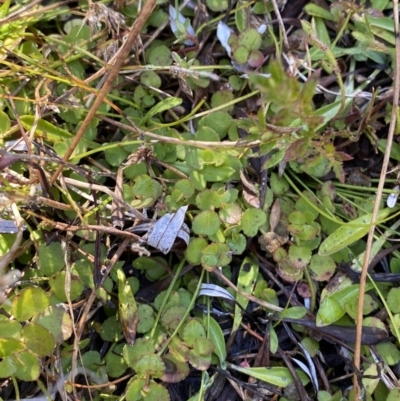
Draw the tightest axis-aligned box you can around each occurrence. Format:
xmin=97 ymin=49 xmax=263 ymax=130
xmin=50 ymin=0 xmax=157 ymax=184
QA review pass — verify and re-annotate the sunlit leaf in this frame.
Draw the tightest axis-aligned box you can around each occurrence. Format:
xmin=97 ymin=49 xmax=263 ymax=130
xmin=319 ymin=208 xmax=394 ymax=256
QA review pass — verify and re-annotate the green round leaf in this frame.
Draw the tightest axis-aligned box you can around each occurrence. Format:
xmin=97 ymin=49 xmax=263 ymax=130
xmin=22 ymin=323 xmax=55 ymax=357
xmin=0 ymin=357 xmax=17 ymax=378
xmin=211 ymin=90 xmax=234 ymax=112
xmin=0 ymin=321 xmax=22 ymax=339
xmin=194 ymin=337 xmax=215 ymax=356
xmin=106 ymin=343 xmax=128 ymax=378
xmin=135 ymin=354 xmax=165 ymax=378
xmin=123 ymin=338 xmax=155 ymax=368
xmin=185 ymin=237 xmax=208 ymax=265
xmin=12 ymin=287 xmax=50 ymax=321
xmin=0 ymin=109 xmax=10 ymax=134
xmin=219 ymin=203 xmax=242 ymax=225
xmin=233 ymin=45 xmax=250 ymax=64
xmin=201 ymin=242 xmax=232 ymax=270
xmin=0 ymin=338 xmax=25 ymax=357
xmin=196 ymin=190 xmax=222 ymax=210
xmin=34 ymin=305 xmax=73 ymax=344
xmin=174 ymin=179 xmax=195 ymax=199
xmin=387 ymin=288 xmax=400 ymax=314
xmin=375 ymin=342 xmax=400 ymax=365
xmin=161 ymin=354 xmax=190 ymax=383
xmin=160 ymin=305 xmax=187 ymax=331
xmin=240 ymin=208 xmax=267 ymax=237
xmin=238 ymin=28 xmax=262 ymax=51
xmin=12 ymin=350 xmax=40 ymax=381
xmin=198 ymin=112 xmax=232 ymax=138
xmin=206 ymin=0 xmax=228 ymax=11
xmin=126 ymin=378 xmax=170 ymax=401
xmin=49 ymin=271 xmax=84 ymax=302
xmin=192 ymin=211 xmax=220 ymax=236
xmin=104 ymin=146 xmax=129 ymax=167
xmin=149 ymin=45 xmax=172 ymax=65
xmin=140 ymin=70 xmax=162 ymax=88
xmin=182 ymin=319 xmax=206 ymax=347
xmin=309 ymin=254 xmax=336 ymax=281
xmin=38 ymin=242 xmax=65 ymax=276
xmin=100 ymin=316 xmax=123 ymax=342
xmin=137 ymin=304 xmax=155 ymax=333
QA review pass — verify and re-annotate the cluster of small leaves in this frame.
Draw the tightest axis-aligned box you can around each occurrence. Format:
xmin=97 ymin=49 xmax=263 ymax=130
xmin=1 ymin=0 xmax=400 ymax=400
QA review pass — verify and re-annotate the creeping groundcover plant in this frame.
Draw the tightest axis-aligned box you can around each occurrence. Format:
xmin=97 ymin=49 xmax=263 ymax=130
xmin=1 ymin=0 xmax=400 ymax=400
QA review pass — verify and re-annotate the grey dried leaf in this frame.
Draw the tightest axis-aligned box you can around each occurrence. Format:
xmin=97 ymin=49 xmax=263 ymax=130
xmin=147 ymin=205 xmax=189 ymax=254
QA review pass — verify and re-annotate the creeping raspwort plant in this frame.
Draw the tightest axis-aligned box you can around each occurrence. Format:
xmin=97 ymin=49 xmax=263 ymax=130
xmin=1 ymin=0 xmax=400 ymax=400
